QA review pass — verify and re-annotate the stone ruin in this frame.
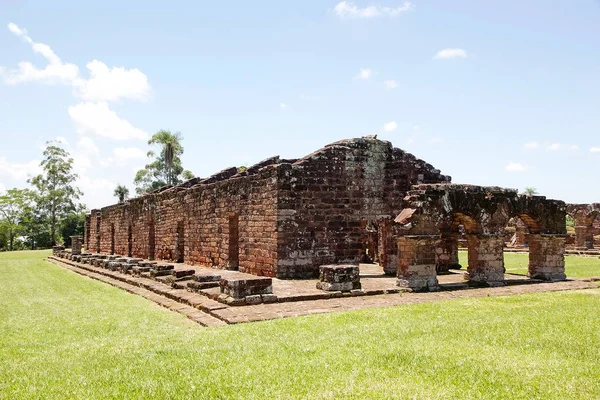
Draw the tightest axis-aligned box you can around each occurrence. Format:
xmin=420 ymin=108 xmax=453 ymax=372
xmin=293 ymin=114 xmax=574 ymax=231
xmin=81 ymin=137 xmax=570 ymax=292
xmin=566 ymin=203 xmax=600 ymax=249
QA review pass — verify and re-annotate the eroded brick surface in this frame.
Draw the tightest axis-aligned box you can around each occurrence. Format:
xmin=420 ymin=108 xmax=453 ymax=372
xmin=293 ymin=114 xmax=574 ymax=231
xmin=84 ymin=137 xmax=449 ymax=279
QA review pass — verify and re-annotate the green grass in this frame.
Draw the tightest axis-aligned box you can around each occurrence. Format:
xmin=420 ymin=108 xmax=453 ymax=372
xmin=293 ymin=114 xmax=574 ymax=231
xmin=1 ymin=251 xmax=600 ymax=399
xmin=458 ymin=251 xmax=600 ymax=278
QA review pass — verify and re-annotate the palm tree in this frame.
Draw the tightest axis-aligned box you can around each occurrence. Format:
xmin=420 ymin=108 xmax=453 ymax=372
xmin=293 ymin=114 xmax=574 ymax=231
xmin=522 ymin=187 xmax=538 ymax=196
xmin=113 ymin=184 xmax=129 ymax=204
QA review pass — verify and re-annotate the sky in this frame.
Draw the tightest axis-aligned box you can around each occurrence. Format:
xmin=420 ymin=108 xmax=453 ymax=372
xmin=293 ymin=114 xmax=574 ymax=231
xmin=0 ymin=0 xmax=599 ymax=209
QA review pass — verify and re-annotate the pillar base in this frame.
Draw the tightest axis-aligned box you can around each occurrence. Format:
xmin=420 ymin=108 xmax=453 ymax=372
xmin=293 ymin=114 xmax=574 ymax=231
xmin=397 ymin=277 xmax=440 ymax=292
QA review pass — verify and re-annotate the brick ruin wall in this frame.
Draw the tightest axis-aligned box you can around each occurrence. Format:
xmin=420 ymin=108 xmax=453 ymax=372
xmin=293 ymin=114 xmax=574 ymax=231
xmin=276 ymin=138 xmax=449 ymax=278
xmin=85 ymin=138 xmax=449 ymax=279
xmin=88 ymin=165 xmax=279 ymax=276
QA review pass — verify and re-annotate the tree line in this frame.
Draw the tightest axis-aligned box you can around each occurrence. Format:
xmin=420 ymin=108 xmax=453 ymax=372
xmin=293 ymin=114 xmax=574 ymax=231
xmin=0 ymin=143 xmax=84 ymax=251
xmin=0 ymin=130 xmax=193 ymax=251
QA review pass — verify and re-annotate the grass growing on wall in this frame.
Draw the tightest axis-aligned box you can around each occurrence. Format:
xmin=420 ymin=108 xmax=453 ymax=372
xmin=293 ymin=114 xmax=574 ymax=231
xmin=1 ymin=250 xmax=599 ymax=399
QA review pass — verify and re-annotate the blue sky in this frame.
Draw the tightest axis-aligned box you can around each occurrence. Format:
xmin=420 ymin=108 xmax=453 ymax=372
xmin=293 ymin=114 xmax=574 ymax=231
xmin=1 ymin=0 xmax=599 ymax=209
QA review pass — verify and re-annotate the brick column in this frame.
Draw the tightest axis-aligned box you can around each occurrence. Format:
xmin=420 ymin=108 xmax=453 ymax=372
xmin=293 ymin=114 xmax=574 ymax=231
xmin=528 ymin=234 xmax=566 ymax=281
xmin=574 ymin=225 xmax=593 ymax=249
xmin=397 ymin=235 xmax=439 ymax=292
xmin=466 ymin=234 xmax=505 ymax=286
xmin=71 ymin=236 xmax=83 ymax=256
xmin=435 ymin=233 xmax=460 ymax=273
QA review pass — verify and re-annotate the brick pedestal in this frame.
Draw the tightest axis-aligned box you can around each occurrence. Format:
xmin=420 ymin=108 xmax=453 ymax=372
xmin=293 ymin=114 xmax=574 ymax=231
xmin=316 ymin=265 xmax=361 ymax=291
xmin=219 ymin=277 xmax=273 ymax=299
xmin=397 ymin=235 xmax=439 ymax=292
xmin=71 ymin=236 xmax=83 ymax=256
xmin=466 ymin=234 xmax=505 ymax=286
xmin=528 ymin=234 xmax=566 ymax=281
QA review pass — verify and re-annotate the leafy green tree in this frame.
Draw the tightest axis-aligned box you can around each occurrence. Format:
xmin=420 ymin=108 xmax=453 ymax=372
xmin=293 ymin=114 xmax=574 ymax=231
xmin=522 ymin=187 xmax=538 ymax=196
xmin=28 ymin=142 xmax=83 ymax=246
xmin=113 ymin=184 xmax=130 ymax=203
xmin=0 ymin=188 xmax=34 ymax=251
xmin=59 ymin=206 xmax=86 ymax=247
xmin=133 ymin=130 xmax=193 ymax=194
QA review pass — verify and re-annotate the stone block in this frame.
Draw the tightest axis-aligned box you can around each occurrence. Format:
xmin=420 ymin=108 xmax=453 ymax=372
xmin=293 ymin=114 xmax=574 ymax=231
xmin=219 ymin=277 xmax=273 ymax=299
xmin=171 ymin=269 xmax=195 ymax=278
xmin=316 ymin=264 xmax=361 ymax=292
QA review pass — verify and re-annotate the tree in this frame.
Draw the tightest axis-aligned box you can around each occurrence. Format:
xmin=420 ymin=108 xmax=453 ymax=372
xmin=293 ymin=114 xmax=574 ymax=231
xmin=133 ymin=130 xmax=194 ymax=194
xmin=0 ymin=188 xmax=34 ymax=251
xmin=522 ymin=187 xmax=538 ymax=196
xmin=59 ymin=206 xmax=86 ymax=247
xmin=113 ymin=184 xmax=130 ymax=204
xmin=28 ymin=142 xmax=83 ymax=246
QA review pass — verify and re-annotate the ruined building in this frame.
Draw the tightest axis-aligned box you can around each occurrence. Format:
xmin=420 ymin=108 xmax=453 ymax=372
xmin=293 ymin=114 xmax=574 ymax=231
xmin=84 ymin=137 xmax=569 ymax=290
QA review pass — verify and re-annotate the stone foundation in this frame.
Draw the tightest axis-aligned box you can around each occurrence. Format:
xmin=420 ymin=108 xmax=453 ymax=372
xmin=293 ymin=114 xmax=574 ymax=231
xmin=316 ymin=265 xmax=361 ymax=291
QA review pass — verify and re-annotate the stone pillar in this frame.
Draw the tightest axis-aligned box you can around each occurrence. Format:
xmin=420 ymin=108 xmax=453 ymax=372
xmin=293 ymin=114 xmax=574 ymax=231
xmin=515 ymin=225 xmax=528 ymax=247
xmin=528 ymin=234 xmax=566 ymax=281
xmin=378 ymin=219 xmax=397 ymax=275
xmin=574 ymin=225 xmax=594 ymax=249
xmin=435 ymin=233 xmax=460 ymax=273
xmin=466 ymin=234 xmax=505 ymax=286
xmin=397 ymin=235 xmax=439 ymax=292
xmin=71 ymin=236 xmax=83 ymax=256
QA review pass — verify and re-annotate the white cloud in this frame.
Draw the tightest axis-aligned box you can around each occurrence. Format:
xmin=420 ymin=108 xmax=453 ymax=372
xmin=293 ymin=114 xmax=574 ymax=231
xmin=0 ymin=157 xmax=41 ymax=181
xmin=68 ymin=102 xmax=148 ymax=141
xmin=280 ymin=102 xmax=288 ymax=109
xmin=523 ymin=141 xmax=539 ymax=149
xmin=384 ymin=80 xmax=398 ymax=90
xmin=547 ymin=143 xmax=561 ymax=151
xmin=333 ymin=1 xmax=413 ymax=18
xmin=590 ymin=147 xmax=600 ymax=153
xmin=434 ymin=48 xmax=468 ymax=60
xmin=568 ymin=145 xmax=579 ymax=151
xmin=2 ymin=23 xmax=80 ymax=85
xmin=112 ymin=147 xmax=147 ymax=162
xmin=505 ymin=162 xmax=528 ymax=172
xmin=383 ymin=121 xmax=397 ymax=132
xmin=413 ymin=125 xmax=421 ymax=131
xmin=354 ymin=67 xmax=372 ymax=80
xmin=77 ymin=175 xmax=118 ymax=209
xmin=76 ymin=60 xmax=150 ymax=102
xmin=7 ymin=22 xmax=26 ymax=36
xmin=429 ymin=137 xmax=443 ymax=144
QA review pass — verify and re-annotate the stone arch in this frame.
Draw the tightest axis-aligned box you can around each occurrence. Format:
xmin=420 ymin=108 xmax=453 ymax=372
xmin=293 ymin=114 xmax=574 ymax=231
xmin=395 ymin=184 xmax=567 ymax=291
xmin=566 ymin=203 xmax=600 ymax=249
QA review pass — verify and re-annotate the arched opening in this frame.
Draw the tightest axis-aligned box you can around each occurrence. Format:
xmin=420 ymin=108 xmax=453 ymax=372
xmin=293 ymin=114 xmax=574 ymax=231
xmin=501 ymin=215 xmax=534 ymax=277
xmin=361 ymin=219 xmax=378 ymax=264
xmin=453 ymin=212 xmax=479 ymax=275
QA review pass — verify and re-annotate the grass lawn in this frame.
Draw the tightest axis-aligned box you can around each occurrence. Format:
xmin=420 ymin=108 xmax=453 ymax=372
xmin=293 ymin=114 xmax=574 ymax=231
xmin=1 ymin=251 xmax=600 ymax=399
xmin=458 ymin=251 xmax=600 ymax=278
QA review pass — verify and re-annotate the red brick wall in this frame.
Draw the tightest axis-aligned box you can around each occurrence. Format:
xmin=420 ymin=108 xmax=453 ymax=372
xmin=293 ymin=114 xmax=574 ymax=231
xmin=276 ymin=138 xmax=449 ymax=278
xmin=85 ymin=138 xmax=449 ymax=279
